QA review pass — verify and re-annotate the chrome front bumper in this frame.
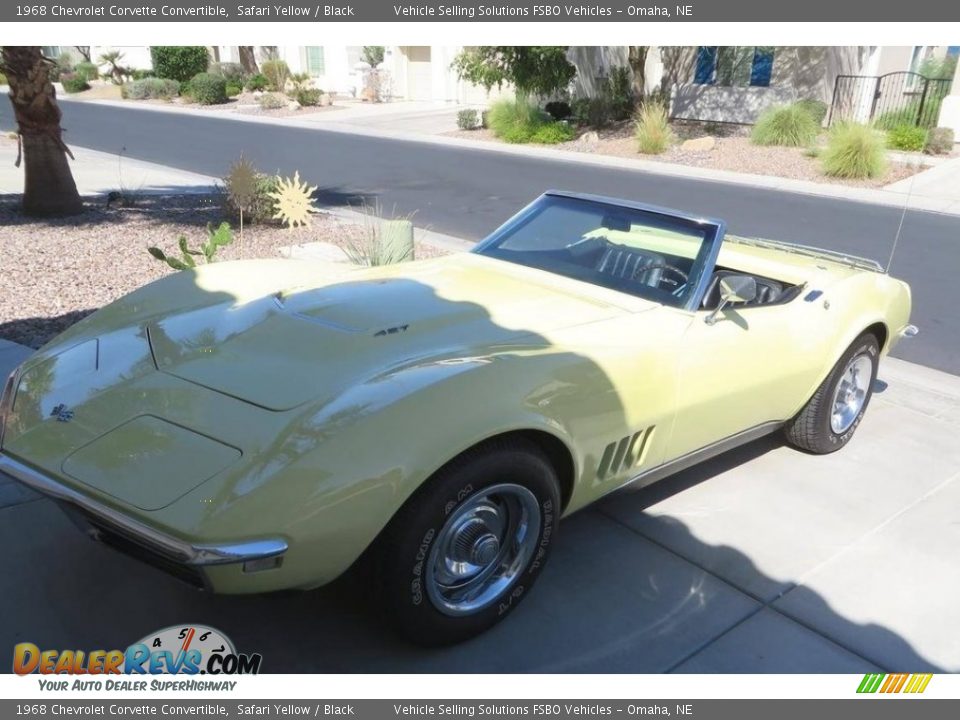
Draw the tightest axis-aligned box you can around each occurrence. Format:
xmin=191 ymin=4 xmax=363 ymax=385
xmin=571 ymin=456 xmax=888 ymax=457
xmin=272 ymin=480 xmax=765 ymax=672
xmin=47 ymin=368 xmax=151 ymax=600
xmin=0 ymin=453 xmax=287 ymax=586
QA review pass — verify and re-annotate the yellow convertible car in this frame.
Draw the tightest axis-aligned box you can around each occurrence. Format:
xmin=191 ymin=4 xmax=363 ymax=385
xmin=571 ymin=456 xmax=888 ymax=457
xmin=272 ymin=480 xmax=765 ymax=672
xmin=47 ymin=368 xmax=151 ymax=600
xmin=0 ymin=192 xmax=914 ymax=644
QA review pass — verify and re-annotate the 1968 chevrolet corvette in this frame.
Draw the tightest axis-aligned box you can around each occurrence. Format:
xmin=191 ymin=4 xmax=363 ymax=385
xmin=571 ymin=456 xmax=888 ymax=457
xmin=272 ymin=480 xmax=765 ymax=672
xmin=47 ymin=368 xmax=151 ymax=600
xmin=0 ymin=191 xmax=914 ymax=644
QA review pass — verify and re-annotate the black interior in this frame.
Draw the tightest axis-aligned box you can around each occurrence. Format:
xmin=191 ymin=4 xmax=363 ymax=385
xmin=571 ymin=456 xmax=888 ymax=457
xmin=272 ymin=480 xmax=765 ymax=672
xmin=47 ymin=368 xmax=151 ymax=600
xmin=701 ymin=267 xmax=801 ymax=310
xmin=490 ymin=236 xmax=798 ymax=310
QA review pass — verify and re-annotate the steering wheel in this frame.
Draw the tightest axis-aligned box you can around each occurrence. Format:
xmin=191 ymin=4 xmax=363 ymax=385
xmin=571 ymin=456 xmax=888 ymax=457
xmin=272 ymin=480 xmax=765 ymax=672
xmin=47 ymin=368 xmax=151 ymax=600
xmin=632 ymin=262 xmax=689 ymax=289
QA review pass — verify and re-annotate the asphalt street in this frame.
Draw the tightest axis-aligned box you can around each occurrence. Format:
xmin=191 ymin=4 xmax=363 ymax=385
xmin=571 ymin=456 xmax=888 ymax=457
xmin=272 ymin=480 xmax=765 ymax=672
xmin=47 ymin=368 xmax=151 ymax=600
xmin=3 ymin=99 xmax=958 ymax=374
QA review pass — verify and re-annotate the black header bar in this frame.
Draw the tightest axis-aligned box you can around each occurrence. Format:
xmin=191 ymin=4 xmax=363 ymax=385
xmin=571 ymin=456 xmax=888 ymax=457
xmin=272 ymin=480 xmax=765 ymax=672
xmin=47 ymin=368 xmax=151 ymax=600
xmin=4 ymin=0 xmax=959 ymax=22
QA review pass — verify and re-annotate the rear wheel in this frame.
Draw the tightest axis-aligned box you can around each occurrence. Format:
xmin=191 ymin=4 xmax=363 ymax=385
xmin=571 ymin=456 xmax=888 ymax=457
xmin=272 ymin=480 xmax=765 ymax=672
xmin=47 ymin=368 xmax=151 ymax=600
xmin=785 ymin=333 xmax=879 ymax=454
xmin=376 ymin=438 xmax=560 ymax=645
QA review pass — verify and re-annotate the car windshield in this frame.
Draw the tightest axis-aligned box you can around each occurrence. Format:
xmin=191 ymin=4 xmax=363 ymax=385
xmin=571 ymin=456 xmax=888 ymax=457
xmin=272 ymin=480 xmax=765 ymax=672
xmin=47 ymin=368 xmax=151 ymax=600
xmin=474 ymin=194 xmax=720 ymax=308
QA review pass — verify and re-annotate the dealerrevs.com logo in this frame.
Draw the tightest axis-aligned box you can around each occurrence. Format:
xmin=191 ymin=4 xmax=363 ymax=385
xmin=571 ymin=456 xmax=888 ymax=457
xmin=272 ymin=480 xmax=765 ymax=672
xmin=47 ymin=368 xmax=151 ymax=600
xmin=13 ymin=624 xmax=262 ymax=678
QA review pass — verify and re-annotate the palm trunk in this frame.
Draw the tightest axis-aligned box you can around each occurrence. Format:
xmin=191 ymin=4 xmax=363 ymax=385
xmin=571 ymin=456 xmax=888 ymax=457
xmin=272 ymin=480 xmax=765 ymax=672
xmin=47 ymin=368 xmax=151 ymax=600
xmin=239 ymin=46 xmax=259 ymax=75
xmin=1 ymin=46 xmax=83 ymax=218
xmin=628 ymin=46 xmax=649 ymax=99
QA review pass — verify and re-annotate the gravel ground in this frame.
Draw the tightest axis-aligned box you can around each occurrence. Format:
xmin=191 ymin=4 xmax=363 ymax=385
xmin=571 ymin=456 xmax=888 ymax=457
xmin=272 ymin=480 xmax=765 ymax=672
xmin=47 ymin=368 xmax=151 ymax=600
xmin=449 ymin=120 xmax=928 ymax=188
xmin=0 ymin=194 xmax=445 ymax=349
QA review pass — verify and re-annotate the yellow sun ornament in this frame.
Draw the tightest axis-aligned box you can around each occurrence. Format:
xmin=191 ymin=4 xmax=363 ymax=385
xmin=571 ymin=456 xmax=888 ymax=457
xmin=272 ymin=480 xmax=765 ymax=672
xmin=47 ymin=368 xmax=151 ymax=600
xmin=268 ymin=171 xmax=318 ymax=228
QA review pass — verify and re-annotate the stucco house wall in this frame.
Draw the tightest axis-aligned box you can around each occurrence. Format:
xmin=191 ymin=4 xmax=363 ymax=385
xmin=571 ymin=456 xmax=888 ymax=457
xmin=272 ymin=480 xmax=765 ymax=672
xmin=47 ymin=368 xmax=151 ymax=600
xmin=668 ymin=46 xmax=868 ymax=124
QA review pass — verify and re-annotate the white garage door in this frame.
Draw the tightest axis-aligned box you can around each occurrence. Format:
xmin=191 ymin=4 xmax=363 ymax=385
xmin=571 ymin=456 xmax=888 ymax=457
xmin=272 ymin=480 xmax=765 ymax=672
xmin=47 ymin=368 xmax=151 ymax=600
xmin=406 ymin=46 xmax=433 ymax=101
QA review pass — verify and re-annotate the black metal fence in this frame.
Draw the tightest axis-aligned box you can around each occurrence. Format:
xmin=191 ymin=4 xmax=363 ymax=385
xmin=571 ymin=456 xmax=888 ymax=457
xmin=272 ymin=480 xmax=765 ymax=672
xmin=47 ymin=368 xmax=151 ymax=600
xmin=828 ymin=71 xmax=953 ymax=128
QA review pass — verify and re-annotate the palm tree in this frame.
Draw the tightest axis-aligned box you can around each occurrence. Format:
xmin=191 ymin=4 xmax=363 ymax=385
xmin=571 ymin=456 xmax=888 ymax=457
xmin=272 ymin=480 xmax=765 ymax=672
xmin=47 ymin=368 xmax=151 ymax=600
xmin=0 ymin=46 xmax=83 ymax=217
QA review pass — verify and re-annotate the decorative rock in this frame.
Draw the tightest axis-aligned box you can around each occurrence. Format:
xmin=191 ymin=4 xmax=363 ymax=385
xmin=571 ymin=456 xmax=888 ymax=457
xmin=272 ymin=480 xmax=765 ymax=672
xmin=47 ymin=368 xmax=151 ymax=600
xmin=681 ymin=136 xmax=716 ymax=152
xmin=287 ymin=100 xmax=301 ymax=111
xmin=251 ymin=90 xmax=263 ymax=98
xmin=579 ymin=130 xmax=600 ymax=145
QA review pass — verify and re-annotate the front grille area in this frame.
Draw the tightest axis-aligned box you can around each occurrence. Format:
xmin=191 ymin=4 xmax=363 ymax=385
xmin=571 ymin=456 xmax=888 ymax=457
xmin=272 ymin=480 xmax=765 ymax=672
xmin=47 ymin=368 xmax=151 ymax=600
xmin=62 ymin=504 xmax=207 ymax=590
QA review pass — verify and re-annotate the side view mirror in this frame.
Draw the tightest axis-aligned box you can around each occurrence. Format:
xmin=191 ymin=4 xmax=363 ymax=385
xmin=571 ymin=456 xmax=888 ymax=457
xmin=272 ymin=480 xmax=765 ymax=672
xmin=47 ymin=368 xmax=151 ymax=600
xmin=705 ymin=274 xmax=757 ymax=325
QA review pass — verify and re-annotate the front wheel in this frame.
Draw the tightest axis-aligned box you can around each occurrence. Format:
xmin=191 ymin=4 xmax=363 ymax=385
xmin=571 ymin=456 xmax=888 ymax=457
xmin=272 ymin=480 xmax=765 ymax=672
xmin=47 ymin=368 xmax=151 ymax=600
xmin=376 ymin=439 xmax=560 ymax=645
xmin=785 ymin=333 xmax=879 ymax=454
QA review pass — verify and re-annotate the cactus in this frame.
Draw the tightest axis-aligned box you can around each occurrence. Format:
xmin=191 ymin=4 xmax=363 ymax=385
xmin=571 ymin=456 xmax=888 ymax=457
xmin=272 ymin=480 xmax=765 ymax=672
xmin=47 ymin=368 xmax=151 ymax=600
xmin=148 ymin=222 xmax=234 ymax=271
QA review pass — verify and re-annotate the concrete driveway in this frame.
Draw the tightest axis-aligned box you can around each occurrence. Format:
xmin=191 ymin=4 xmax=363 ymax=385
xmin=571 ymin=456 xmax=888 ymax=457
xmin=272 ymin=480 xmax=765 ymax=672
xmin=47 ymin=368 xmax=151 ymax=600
xmin=2 ymin=339 xmax=958 ymax=673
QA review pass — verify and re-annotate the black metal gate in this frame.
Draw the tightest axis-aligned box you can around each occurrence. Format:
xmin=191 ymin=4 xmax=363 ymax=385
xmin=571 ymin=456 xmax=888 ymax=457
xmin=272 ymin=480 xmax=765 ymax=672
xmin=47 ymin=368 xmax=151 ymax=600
xmin=828 ymin=71 xmax=953 ymax=128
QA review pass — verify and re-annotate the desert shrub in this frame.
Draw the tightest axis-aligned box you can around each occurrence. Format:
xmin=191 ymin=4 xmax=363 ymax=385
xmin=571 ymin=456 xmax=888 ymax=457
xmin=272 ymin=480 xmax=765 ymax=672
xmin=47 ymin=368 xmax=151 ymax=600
xmin=261 ymin=59 xmax=290 ymax=92
xmin=258 ymin=92 xmax=287 ymax=110
xmin=875 ymin=96 xmax=945 ymax=130
xmin=222 ymin=168 xmax=280 ymax=224
xmin=634 ymin=102 xmax=674 ymax=154
xmin=529 ymin=122 xmax=575 ymax=144
xmin=131 ymin=69 xmax=154 ymax=80
xmin=288 ymin=72 xmax=312 ymax=95
xmin=607 ymin=66 xmax=635 ymax=121
xmin=210 ymin=61 xmax=245 ymax=84
xmin=481 ymin=110 xmax=490 ymax=128
xmin=150 ymin=46 xmax=209 ymax=83
xmin=51 ymin=52 xmax=74 ymax=81
xmin=925 ymin=127 xmax=955 ymax=155
xmin=751 ymin=103 xmax=819 ymax=147
xmin=245 ymin=73 xmax=269 ymax=91
xmin=796 ymin=98 xmax=828 ymax=126
xmin=189 ymin=73 xmax=227 ymax=105
xmin=486 ymin=98 xmax=572 ymax=144
xmin=487 ymin=97 xmax=546 ymax=140
xmin=343 ymin=202 xmax=415 ymax=267
xmin=456 ymin=109 xmax=479 ymax=129
xmin=60 ymin=73 xmax=90 ymax=94
xmin=296 ymin=88 xmax=322 ymax=106
xmin=886 ymin=124 xmax=928 ymax=152
xmin=74 ymin=61 xmax=99 ymax=81
xmin=572 ymin=96 xmax=614 ymax=128
xmin=0 ymin=72 xmax=7 ymax=85
xmin=121 ymin=77 xmax=180 ymax=100
xmin=821 ymin=123 xmax=888 ymax=179
xmin=225 ymin=83 xmax=243 ymax=98
xmin=544 ymin=101 xmax=572 ymax=120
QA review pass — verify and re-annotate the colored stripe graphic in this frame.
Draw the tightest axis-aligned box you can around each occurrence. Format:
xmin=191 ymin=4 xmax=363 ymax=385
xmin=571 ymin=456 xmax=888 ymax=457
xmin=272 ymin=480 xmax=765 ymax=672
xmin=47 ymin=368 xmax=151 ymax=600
xmin=857 ymin=673 xmax=933 ymax=694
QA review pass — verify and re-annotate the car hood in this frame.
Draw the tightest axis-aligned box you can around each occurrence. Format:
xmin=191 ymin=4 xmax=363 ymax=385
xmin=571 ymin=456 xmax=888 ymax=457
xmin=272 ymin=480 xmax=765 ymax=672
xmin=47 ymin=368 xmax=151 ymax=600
xmin=144 ymin=254 xmax=630 ymax=411
xmin=2 ymin=255 xmax=635 ymax=510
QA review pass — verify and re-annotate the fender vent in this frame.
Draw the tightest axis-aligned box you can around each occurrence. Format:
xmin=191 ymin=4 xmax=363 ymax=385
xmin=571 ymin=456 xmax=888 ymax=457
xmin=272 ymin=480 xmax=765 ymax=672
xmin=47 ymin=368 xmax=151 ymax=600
xmin=597 ymin=427 xmax=654 ymax=480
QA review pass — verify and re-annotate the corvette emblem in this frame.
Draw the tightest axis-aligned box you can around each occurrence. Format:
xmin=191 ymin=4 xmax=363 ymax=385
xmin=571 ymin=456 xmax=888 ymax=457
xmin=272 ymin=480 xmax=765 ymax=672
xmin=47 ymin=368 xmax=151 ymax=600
xmin=50 ymin=404 xmax=74 ymax=422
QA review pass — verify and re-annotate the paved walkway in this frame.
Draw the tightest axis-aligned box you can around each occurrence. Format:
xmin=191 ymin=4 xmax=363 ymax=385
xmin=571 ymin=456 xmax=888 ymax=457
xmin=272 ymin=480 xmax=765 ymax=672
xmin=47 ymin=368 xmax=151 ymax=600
xmin=2 ymin=327 xmax=959 ymax=672
xmin=55 ymin=96 xmax=960 ymax=217
xmin=0 ymin=140 xmax=218 ymax=197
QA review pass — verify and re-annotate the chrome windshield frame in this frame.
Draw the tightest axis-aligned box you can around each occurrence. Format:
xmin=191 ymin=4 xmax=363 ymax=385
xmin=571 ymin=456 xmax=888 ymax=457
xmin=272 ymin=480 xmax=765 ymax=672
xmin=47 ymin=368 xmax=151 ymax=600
xmin=472 ymin=190 xmax=726 ymax=312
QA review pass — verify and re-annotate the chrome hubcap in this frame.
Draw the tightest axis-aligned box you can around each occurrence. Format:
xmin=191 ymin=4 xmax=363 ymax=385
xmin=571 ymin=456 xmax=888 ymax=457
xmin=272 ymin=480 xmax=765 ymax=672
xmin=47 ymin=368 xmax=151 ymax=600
xmin=426 ymin=483 xmax=541 ymax=617
xmin=830 ymin=354 xmax=872 ymax=434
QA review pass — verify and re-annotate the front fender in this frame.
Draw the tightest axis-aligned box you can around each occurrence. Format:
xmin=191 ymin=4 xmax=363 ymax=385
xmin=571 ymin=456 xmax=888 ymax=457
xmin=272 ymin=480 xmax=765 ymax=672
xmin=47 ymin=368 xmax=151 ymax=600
xmin=790 ymin=271 xmax=911 ymax=417
xmin=159 ymin=346 xmax=613 ymax=592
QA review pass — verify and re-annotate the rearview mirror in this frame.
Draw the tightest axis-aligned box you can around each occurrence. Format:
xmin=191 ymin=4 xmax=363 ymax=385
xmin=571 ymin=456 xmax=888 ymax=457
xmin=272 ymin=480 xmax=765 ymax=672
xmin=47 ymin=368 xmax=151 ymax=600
xmin=705 ymin=274 xmax=757 ymax=325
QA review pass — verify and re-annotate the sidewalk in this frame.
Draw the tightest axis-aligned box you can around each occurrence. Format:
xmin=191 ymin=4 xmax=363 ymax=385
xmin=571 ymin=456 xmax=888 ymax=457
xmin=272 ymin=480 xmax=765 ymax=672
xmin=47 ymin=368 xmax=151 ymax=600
xmin=1 ymin=338 xmax=959 ymax=672
xmin=0 ymin=137 xmax=218 ymax=197
xmin=60 ymin=96 xmax=960 ymax=217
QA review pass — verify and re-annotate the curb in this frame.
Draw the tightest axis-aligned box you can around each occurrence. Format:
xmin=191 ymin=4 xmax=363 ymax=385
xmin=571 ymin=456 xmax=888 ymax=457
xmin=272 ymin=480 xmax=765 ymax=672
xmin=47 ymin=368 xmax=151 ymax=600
xmin=60 ymin=97 xmax=960 ymax=218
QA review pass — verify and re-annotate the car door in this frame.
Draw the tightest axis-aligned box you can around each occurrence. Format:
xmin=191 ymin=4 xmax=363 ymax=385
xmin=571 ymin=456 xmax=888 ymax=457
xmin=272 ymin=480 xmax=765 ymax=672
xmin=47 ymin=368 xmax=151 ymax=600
xmin=664 ymin=300 xmax=817 ymax=462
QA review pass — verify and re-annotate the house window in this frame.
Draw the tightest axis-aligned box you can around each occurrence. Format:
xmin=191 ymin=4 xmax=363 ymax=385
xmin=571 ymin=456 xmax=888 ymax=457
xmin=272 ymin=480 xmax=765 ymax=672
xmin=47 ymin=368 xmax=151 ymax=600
xmin=305 ymin=47 xmax=325 ymax=77
xmin=694 ymin=47 xmax=775 ymax=87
